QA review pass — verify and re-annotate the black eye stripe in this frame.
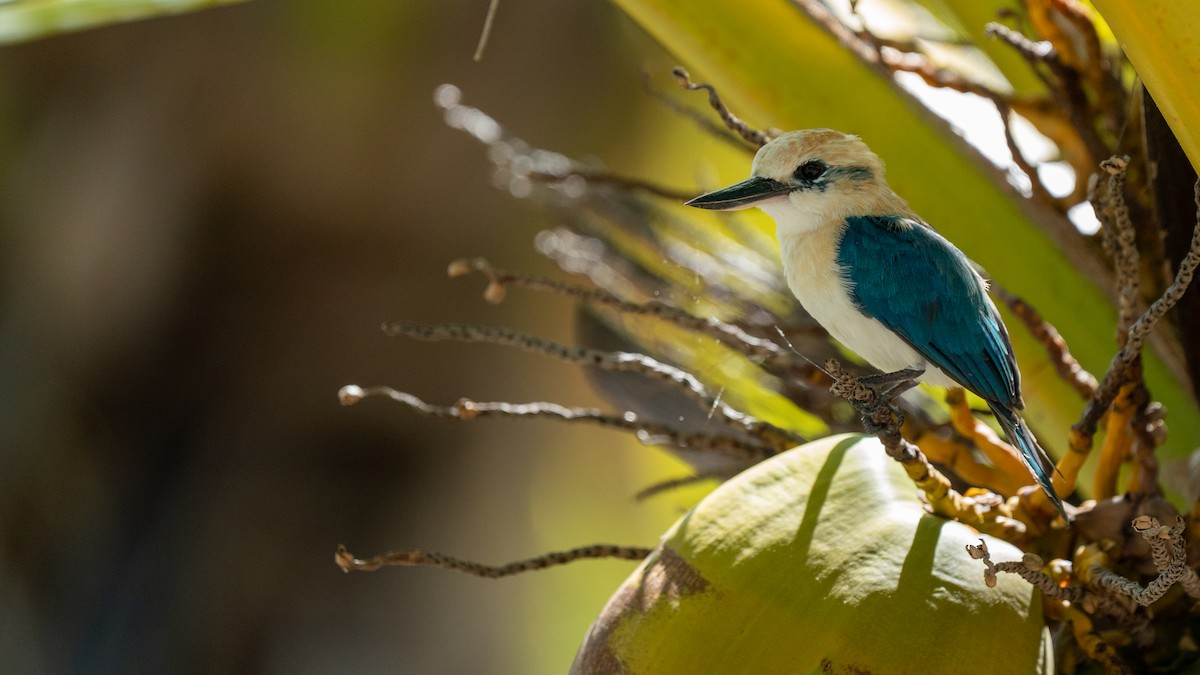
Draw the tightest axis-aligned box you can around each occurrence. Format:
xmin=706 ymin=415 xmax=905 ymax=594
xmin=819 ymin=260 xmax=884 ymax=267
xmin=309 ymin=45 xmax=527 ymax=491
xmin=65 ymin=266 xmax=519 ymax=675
xmin=794 ymin=160 xmax=826 ymax=181
xmin=791 ymin=163 xmax=873 ymax=189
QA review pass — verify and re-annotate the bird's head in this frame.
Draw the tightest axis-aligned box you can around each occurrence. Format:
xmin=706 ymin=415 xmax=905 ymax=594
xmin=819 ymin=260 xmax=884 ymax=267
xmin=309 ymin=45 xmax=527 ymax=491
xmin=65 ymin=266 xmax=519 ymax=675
xmin=687 ymin=129 xmax=902 ymax=232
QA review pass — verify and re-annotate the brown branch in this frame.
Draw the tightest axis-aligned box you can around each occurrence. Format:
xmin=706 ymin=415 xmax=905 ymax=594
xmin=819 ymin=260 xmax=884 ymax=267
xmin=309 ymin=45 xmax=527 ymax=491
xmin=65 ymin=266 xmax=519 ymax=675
xmin=472 ymin=0 xmax=501 ymax=62
xmin=989 ymin=281 xmax=1097 ymax=400
xmin=966 ymin=539 xmax=1084 ymax=600
xmin=635 ymin=471 xmax=724 ymax=501
xmin=447 ymin=257 xmax=796 ymax=370
xmin=671 ymin=67 xmax=775 ymax=147
xmin=985 ymin=21 xmax=1107 ymax=170
xmin=1089 ymin=516 xmax=1200 ymax=605
xmin=379 ymin=321 xmax=802 ymax=450
xmin=794 ymin=1 xmax=1065 ymax=208
xmin=338 ymin=385 xmax=775 ymax=462
xmin=993 ymin=98 xmax=1059 ymax=207
xmin=1070 ymin=180 xmax=1200 ymax=460
xmin=788 ymin=0 xmax=885 ymax=69
xmin=638 ymin=67 xmax=751 ymax=153
xmin=825 ymin=361 xmax=1025 ymax=538
xmin=985 ymin=22 xmax=1063 ymax=71
xmin=336 ymin=543 xmax=652 ymax=577
xmin=1097 ymin=157 xmax=1142 ymax=341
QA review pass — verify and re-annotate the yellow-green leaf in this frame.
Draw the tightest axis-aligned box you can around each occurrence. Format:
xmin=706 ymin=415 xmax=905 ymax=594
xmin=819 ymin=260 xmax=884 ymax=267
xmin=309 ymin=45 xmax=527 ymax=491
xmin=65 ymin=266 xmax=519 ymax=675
xmin=612 ymin=0 xmax=1200 ymax=482
xmin=0 ymin=0 xmax=249 ymax=44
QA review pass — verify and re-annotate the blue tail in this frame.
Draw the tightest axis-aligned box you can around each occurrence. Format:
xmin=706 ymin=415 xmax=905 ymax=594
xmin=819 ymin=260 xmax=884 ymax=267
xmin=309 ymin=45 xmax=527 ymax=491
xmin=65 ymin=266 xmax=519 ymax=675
xmin=988 ymin=403 xmax=1067 ymax=520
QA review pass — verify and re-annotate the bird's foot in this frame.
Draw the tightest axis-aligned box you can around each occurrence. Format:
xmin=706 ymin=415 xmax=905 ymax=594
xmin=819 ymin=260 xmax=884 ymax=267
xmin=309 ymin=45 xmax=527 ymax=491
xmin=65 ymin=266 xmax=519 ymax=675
xmin=827 ymin=363 xmax=922 ymax=437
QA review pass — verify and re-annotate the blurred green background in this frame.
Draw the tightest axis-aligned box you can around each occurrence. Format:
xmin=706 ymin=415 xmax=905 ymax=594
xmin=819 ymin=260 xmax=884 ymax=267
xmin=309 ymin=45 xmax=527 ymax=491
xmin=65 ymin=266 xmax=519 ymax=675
xmin=0 ymin=1 xmax=700 ymax=672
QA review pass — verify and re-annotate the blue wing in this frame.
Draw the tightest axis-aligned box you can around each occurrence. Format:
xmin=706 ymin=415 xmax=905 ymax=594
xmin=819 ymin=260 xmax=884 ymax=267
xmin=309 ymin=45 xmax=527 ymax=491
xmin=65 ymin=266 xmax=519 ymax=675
xmin=837 ymin=215 xmax=1066 ymax=517
xmin=836 ymin=215 xmax=1020 ymax=409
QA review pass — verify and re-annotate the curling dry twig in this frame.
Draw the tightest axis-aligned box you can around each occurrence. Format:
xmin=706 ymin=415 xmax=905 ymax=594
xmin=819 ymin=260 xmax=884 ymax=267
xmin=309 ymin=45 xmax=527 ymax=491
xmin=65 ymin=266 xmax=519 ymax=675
xmin=967 ymin=539 xmax=1083 ymax=600
xmin=1089 ymin=516 xmax=1200 ymax=605
xmin=336 ymin=543 xmax=652 ymax=577
xmin=338 ymin=385 xmax=776 ymax=462
xmin=472 ymin=0 xmax=501 ymax=62
xmin=380 ymin=320 xmax=802 ymax=451
xmin=993 ymin=98 xmax=1058 ymax=206
xmin=671 ymin=67 xmax=775 ymax=147
xmin=448 ymin=257 xmax=796 ymax=370
xmin=638 ymin=68 xmax=751 ymax=153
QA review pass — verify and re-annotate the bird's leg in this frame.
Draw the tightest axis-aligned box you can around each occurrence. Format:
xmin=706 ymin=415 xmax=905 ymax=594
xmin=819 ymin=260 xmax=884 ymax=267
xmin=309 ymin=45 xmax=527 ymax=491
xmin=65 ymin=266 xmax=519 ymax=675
xmin=857 ymin=367 xmax=924 ymax=392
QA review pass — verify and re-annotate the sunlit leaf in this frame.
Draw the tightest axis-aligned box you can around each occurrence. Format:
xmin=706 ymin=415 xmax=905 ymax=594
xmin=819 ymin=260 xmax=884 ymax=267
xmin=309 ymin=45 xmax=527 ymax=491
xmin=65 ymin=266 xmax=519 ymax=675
xmin=0 ymin=0 xmax=249 ymax=44
xmin=612 ymin=0 xmax=1200 ymax=477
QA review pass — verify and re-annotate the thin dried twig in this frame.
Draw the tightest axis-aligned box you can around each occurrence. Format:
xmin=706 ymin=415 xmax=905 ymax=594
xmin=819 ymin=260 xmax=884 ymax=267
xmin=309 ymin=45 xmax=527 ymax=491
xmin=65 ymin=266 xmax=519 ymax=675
xmin=336 ymin=543 xmax=652 ymax=577
xmin=472 ymin=0 xmax=501 ymax=62
xmin=1097 ymin=157 xmax=1141 ymax=340
xmin=1070 ymin=180 xmax=1200 ymax=463
xmin=526 ymin=169 xmax=696 ymax=202
xmin=380 ymin=320 xmax=802 ymax=450
xmin=966 ymin=540 xmax=1084 ymax=600
xmin=1090 ymin=516 xmax=1200 ymax=605
xmin=985 ymin=22 xmax=1064 ymax=71
xmin=985 ymin=22 xmax=1107 ymax=169
xmin=338 ymin=385 xmax=776 ymax=462
xmin=638 ymin=68 xmax=751 ymax=153
xmin=989 ymin=282 xmax=1097 ymax=400
xmin=993 ymin=98 xmax=1058 ymax=206
xmin=796 ymin=1 xmax=1063 ymax=208
xmin=671 ymin=67 xmax=775 ymax=147
xmin=635 ymin=471 xmax=724 ymax=501
xmin=447 ymin=257 xmax=796 ymax=370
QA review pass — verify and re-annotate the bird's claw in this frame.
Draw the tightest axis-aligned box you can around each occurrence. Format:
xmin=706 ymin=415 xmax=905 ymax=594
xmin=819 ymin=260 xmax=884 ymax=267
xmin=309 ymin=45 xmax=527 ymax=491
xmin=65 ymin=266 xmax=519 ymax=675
xmin=854 ymin=396 xmax=905 ymax=436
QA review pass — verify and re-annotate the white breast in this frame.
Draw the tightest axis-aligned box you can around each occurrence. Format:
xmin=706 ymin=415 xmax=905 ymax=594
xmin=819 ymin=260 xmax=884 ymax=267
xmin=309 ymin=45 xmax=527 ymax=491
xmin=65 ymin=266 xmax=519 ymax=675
xmin=778 ymin=224 xmax=957 ymax=388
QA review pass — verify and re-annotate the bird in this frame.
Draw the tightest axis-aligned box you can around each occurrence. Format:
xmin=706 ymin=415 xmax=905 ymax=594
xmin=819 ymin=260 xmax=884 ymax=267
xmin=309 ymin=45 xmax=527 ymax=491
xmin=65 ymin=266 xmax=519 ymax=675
xmin=685 ymin=128 xmax=1066 ymax=519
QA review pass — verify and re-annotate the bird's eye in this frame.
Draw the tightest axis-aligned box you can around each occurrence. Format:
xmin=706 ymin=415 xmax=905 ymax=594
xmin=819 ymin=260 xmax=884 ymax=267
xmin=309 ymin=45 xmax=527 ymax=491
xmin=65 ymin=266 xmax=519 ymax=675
xmin=794 ymin=160 xmax=826 ymax=181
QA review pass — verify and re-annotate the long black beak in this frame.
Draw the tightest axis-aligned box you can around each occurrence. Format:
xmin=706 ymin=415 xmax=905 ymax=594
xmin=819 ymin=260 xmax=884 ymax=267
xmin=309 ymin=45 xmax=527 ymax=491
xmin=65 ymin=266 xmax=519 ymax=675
xmin=685 ymin=176 xmax=793 ymax=210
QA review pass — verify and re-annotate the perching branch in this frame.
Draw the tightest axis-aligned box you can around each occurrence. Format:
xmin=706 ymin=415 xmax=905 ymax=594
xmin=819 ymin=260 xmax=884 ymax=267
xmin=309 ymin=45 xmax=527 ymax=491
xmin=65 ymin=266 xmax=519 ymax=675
xmin=338 ymin=385 xmax=776 ymax=462
xmin=336 ymin=543 xmax=652 ymax=578
xmin=825 ymin=360 xmax=1025 ymax=538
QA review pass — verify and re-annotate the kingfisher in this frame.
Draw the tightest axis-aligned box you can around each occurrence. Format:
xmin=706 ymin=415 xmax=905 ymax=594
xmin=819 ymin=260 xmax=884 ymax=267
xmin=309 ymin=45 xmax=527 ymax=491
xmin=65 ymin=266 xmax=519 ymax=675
xmin=686 ymin=129 xmax=1065 ymax=519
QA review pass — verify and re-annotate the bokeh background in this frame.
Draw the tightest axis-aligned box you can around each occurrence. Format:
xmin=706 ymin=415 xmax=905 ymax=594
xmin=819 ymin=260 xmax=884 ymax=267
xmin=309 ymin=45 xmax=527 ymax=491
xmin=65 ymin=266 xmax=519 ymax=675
xmin=0 ymin=2 xmax=706 ymax=672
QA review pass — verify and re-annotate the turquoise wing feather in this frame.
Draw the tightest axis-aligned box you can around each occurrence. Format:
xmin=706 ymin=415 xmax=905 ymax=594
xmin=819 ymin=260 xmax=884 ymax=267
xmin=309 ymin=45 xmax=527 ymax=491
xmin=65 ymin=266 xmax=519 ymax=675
xmin=837 ymin=215 xmax=1065 ymax=517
